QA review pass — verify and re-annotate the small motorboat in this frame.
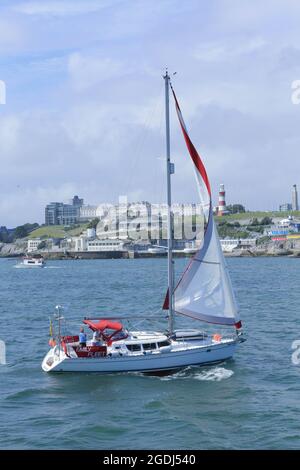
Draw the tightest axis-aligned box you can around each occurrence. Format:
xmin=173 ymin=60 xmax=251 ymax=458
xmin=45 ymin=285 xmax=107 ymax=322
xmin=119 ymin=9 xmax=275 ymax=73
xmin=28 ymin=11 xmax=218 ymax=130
xmin=16 ymin=256 xmax=45 ymax=268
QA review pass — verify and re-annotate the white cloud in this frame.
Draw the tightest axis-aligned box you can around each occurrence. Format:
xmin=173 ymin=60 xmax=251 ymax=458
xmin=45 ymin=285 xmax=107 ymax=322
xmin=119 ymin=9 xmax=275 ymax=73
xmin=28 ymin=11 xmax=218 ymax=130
xmin=194 ymin=37 xmax=267 ymax=63
xmin=0 ymin=18 xmax=25 ymax=51
xmin=0 ymin=98 xmax=166 ymax=225
xmin=1 ymin=0 xmax=300 ymax=225
xmin=0 ymin=184 xmax=78 ymax=226
xmin=68 ymin=53 xmax=125 ymax=91
xmin=0 ymin=115 xmax=21 ymax=155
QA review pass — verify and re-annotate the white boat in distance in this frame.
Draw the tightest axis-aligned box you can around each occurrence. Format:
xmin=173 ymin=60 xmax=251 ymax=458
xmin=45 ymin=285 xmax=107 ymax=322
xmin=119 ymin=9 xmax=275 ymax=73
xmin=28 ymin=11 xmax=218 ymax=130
xmin=42 ymin=72 xmax=244 ymax=374
xmin=16 ymin=256 xmax=45 ymax=268
xmin=147 ymin=245 xmax=167 ymax=254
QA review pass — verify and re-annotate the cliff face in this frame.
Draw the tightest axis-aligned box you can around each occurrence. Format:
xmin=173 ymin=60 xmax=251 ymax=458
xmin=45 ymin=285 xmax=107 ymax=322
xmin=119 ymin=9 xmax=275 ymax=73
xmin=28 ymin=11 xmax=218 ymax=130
xmin=0 ymin=240 xmax=27 ymax=257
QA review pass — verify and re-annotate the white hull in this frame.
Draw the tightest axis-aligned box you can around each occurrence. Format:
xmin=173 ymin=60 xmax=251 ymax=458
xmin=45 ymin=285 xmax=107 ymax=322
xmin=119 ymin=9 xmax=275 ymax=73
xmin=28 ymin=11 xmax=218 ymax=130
xmin=42 ymin=338 xmax=237 ymax=374
xmin=15 ymin=264 xmax=44 ymax=268
xmin=16 ymin=258 xmax=45 ymax=268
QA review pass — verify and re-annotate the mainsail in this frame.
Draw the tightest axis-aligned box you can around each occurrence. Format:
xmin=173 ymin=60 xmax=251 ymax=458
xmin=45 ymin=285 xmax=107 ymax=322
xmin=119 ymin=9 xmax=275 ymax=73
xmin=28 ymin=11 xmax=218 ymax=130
xmin=164 ymin=86 xmax=241 ymax=327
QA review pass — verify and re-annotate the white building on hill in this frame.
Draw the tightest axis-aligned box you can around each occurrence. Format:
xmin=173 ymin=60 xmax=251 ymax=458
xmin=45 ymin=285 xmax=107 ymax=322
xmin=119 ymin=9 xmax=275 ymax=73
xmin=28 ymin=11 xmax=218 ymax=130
xmin=27 ymin=238 xmax=42 ymax=253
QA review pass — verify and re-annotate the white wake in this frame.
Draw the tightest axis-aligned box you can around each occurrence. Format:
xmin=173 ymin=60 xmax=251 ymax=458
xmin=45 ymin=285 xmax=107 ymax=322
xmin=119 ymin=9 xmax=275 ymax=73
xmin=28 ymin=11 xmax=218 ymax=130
xmin=193 ymin=367 xmax=234 ymax=381
xmin=159 ymin=366 xmax=234 ymax=382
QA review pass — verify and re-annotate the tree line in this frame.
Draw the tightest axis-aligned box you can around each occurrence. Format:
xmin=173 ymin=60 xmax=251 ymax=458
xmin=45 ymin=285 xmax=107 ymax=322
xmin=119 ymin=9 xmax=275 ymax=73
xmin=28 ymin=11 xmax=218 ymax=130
xmin=0 ymin=223 xmax=39 ymax=243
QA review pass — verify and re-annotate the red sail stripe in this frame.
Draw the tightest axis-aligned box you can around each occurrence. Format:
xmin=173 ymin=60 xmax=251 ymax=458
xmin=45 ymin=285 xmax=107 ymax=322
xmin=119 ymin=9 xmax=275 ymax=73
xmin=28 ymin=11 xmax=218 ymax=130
xmin=162 ymin=288 xmax=169 ymax=310
xmin=171 ymin=87 xmax=211 ymax=196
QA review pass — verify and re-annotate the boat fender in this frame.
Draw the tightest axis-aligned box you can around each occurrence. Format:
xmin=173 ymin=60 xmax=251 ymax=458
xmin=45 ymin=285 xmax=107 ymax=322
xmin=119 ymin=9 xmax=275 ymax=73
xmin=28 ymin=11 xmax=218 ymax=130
xmin=49 ymin=338 xmax=56 ymax=348
xmin=212 ymin=334 xmax=222 ymax=342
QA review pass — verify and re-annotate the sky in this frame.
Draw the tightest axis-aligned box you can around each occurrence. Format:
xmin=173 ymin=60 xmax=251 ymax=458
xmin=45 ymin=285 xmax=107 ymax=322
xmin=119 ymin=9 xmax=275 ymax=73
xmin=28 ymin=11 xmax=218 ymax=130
xmin=1 ymin=0 xmax=300 ymax=226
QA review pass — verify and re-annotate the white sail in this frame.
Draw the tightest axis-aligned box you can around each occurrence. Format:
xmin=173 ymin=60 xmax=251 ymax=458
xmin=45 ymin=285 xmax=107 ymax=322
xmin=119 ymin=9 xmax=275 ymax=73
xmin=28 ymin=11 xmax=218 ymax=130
xmin=169 ymin=86 xmax=240 ymax=327
xmin=175 ymin=207 xmax=239 ymax=325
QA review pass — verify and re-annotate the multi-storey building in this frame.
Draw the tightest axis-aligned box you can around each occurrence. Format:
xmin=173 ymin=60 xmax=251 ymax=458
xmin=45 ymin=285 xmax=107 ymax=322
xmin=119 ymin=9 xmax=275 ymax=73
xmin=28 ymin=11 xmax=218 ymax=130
xmin=45 ymin=195 xmax=84 ymax=225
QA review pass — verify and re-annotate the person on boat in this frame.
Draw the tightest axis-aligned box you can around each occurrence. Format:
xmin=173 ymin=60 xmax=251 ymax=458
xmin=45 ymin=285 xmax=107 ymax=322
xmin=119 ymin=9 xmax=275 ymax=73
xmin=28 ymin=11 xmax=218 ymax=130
xmin=79 ymin=327 xmax=87 ymax=348
xmin=91 ymin=330 xmax=101 ymax=346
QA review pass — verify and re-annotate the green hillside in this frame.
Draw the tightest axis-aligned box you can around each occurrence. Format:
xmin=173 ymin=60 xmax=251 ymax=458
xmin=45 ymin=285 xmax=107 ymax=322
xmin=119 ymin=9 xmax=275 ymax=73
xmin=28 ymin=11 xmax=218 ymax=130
xmin=28 ymin=223 xmax=89 ymax=239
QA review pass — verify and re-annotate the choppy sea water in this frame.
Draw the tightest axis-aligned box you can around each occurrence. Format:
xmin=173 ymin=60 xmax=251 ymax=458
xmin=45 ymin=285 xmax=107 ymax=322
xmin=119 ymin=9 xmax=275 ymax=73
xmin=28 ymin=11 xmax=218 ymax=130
xmin=0 ymin=256 xmax=300 ymax=450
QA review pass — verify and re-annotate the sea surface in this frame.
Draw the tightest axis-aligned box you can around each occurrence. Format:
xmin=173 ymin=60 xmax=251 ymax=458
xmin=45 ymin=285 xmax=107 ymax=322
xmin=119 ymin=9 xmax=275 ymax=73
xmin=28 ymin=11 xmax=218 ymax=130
xmin=0 ymin=256 xmax=300 ymax=450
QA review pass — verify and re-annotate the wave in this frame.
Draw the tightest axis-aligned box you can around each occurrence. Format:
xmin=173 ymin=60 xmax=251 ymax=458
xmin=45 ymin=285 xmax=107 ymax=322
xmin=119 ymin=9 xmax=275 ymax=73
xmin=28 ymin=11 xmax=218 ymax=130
xmin=194 ymin=367 xmax=234 ymax=381
xmin=13 ymin=265 xmax=62 ymax=269
xmin=159 ymin=366 xmax=234 ymax=382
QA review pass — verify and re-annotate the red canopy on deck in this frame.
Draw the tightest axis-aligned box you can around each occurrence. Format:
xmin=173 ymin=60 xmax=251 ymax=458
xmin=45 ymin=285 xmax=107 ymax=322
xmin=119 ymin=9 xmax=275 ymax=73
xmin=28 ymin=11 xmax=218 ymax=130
xmin=83 ymin=319 xmax=123 ymax=332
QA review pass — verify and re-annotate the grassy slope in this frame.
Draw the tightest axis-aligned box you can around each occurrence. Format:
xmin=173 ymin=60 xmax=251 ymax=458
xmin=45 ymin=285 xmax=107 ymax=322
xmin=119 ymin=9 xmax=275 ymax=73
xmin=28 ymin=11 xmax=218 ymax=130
xmin=28 ymin=223 xmax=89 ymax=239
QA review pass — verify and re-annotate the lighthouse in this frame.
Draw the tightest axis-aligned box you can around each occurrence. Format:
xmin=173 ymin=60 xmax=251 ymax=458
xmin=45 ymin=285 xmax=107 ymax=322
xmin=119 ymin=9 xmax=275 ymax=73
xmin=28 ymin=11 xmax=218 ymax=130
xmin=218 ymin=183 xmax=227 ymax=215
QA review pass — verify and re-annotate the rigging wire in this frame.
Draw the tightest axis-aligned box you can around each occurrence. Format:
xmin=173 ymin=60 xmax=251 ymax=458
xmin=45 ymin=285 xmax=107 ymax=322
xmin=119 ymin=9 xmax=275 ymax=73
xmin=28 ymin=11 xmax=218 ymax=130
xmin=124 ymin=81 xmax=165 ymax=203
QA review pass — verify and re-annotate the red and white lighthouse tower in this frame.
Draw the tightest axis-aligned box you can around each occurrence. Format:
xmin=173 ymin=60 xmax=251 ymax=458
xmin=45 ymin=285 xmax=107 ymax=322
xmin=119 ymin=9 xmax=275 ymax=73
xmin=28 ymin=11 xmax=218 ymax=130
xmin=218 ymin=183 xmax=227 ymax=215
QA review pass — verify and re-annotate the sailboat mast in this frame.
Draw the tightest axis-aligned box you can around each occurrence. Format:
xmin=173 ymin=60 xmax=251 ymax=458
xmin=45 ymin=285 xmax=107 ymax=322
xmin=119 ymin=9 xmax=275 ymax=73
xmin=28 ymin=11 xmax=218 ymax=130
xmin=164 ymin=71 xmax=174 ymax=335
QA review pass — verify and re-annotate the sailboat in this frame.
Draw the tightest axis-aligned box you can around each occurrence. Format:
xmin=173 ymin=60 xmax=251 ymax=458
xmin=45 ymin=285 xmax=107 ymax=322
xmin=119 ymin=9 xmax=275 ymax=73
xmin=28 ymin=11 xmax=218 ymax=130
xmin=42 ymin=72 xmax=244 ymax=374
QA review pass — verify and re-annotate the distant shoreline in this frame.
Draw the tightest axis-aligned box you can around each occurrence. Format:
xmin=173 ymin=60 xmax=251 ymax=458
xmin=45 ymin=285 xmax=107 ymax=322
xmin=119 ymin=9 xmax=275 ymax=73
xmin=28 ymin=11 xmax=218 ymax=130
xmin=1 ymin=250 xmax=300 ymax=260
